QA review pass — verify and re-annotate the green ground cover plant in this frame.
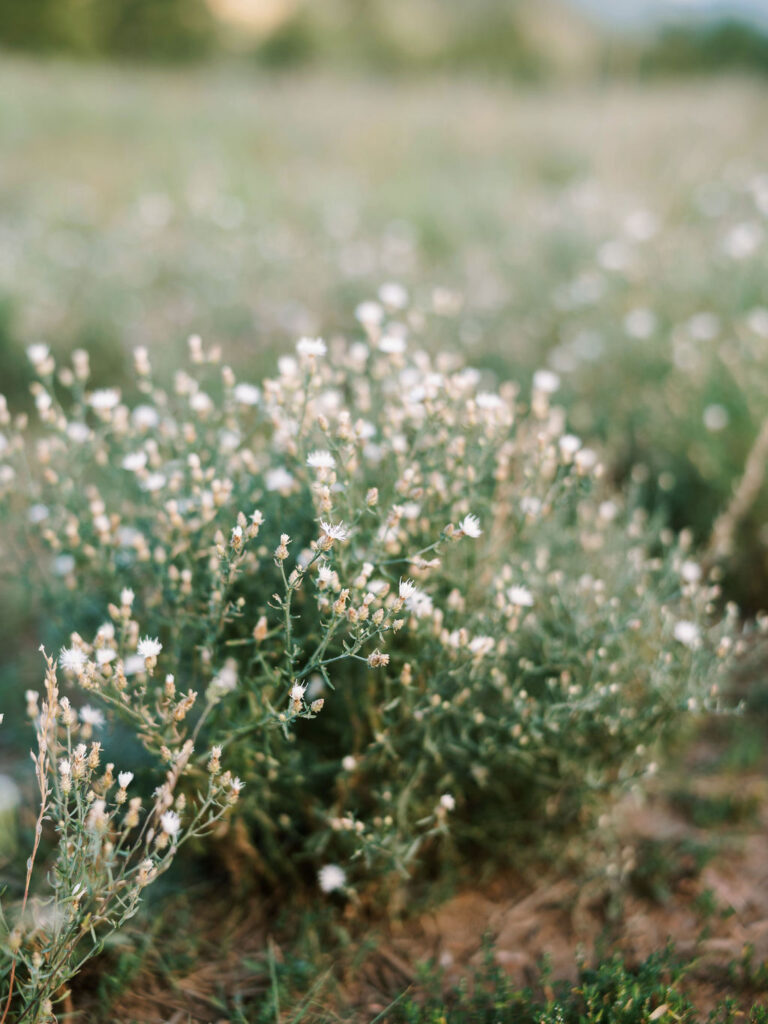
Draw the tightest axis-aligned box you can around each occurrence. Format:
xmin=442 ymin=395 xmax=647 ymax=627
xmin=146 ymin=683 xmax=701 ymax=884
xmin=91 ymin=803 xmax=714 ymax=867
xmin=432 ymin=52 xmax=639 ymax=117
xmin=0 ymin=305 xmax=747 ymax=1018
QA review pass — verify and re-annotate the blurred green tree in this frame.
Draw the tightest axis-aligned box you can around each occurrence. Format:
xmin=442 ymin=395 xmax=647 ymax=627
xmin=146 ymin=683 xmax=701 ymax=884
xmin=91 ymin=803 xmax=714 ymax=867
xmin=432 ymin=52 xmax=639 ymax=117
xmin=0 ymin=0 xmax=214 ymax=59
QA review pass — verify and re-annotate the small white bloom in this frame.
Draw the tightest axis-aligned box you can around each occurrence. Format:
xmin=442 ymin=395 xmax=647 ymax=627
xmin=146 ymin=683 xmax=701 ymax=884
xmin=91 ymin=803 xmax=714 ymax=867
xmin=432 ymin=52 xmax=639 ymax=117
xmin=318 ymin=864 xmax=347 ymax=893
xmin=137 ymin=636 xmax=162 ymax=659
xmin=60 ymin=647 xmax=87 ymax=673
xmin=574 ymin=448 xmax=598 ymax=473
xmin=378 ymin=282 xmax=408 ymax=309
xmin=118 ymin=772 xmax=134 ymax=789
xmin=320 ymin=520 xmax=350 ymax=541
xmin=468 ymin=636 xmax=495 ymax=657
xmin=342 ymin=755 xmax=357 ymax=772
xmin=132 ymin=404 xmax=160 ymax=430
xmin=317 ymin=564 xmax=335 ymax=586
xmin=120 ymin=588 xmax=135 ymax=607
xmin=290 ymin=682 xmax=307 ymax=703
xmin=476 ymin=391 xmax=504 ymax=410
xmin=190 ymin=391 xmax=213 ymax=414
xmin=355 ymin=301 xmax=384 ymax=327
xmin=26 ymin=343 xmax=50 ymax=367
xmin=439 ymin=793 xmax=456 ymax=812
xmin=532 ymin=369 xmax=560 ymax=394
xmin=265 ymin=467 xmax=295 ymax=492
xmin=88 ymin=388 xmax=121 ymax=411
xmin=507 ymin=585 xmax=534 ymax=608
xmin=378 ymin=333 xmax=407 ymax=355
xmin=160 ymin=810 xmax=181 ymax=836
xmin=559 ymin=434 xmax=582 ymax=458
xmin=458 ymin=514 xmax=482 ymax=538
xmin=296 ymin=336 xmax=327 ymax=358
xmin=307 ymin=450 xmax=336 ymax=470
xmin=141 ymin=473 xmax=167 ymax=492
xmin=80 ymin=706 xmax=105 ymax=728
xmin=66 ymin=422 xmax=91 ymax=443
xmin=233 ymin=382 xmax=261 ymax=405
xmin=230 ymin=777 xmax=245 ymax=793
xmin=406 ymin=588 xmax=434 ymax=618
xmin=122 ymin=451 xmax=148 ymax=472
xmin=681 ymin=561 xmax=701 ymax=584
xmin=399 ymin=578 xmax=417 ymax=600
xmin=673 ymin=620 xmax=700 ymax=648
xmin=211 ymin=659 xmax=238 ymax=694
xmin=96 ymin=647 xmax=117 ymax=666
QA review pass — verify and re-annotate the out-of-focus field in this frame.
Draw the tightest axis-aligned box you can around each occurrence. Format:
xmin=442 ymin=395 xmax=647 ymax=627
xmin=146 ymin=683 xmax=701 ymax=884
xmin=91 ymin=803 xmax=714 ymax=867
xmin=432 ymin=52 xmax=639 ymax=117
xmin=1 ymin=58 xmax=765 ymax=367
xmin=4 ymin=59 xmax=768 ymax=606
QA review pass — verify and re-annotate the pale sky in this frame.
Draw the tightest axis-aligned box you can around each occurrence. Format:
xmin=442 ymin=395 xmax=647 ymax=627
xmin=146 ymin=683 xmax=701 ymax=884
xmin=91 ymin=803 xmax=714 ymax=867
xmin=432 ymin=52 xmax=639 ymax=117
xmin=566 ymin=0 xmax=768 ymax=31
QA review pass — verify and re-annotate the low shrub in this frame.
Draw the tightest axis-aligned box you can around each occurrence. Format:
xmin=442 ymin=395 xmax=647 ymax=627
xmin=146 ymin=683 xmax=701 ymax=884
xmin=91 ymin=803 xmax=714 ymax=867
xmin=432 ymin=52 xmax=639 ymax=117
xmin=0 ymin=305 xmax=742 ymax=900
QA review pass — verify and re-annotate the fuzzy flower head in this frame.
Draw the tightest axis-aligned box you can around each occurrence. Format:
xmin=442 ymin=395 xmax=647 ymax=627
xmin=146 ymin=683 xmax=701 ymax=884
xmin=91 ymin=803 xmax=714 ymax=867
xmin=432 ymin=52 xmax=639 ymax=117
xmin=60 ymin=646 xmax=88 ymax=674
xmin=137 ymin=636 xmax=162 ymax=659
xmin=296 ymin=336 xmax=327 ymax=358
xmin=290 ymin=682 xmax=307 ymax=705
xmin=80 ymin=706 xmax=105 ymax=728
xmin=118 ymin=772 xmax=134 ymax=789
xmin=458 ymin=514 xmax=482 ymax=539
xmin=307 ymin=450 xmax=336 ymax=471
xmin=318 ymin=863 xmax=347 ymax=893
xmin=507 ymin=585 xmax=534 ymax=608
xmin=398 ymin=578 xmax=417 ymax=600
xmin=320 ymin=520 xmax=350 ymax=545
xmin=160 ymin=810 xmax=181 ymax=837
xmin=673 ymin=620 xmax=700 ymax=649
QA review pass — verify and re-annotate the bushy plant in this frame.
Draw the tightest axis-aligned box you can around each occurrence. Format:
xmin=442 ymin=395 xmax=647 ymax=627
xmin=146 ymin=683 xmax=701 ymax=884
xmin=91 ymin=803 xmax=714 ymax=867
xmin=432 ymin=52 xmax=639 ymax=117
xmin=0 ymin=307 xmax=742 ymax=899
xmin=530 ymin=171 xmax=768 ymax=608
xmin=0 ymin=654 xmax=239 ymax=1023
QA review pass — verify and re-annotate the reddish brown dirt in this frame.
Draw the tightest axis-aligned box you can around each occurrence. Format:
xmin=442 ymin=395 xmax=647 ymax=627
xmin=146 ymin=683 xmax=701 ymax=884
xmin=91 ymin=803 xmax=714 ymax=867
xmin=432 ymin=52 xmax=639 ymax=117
xmin=104 ymin=752 xmax=768 ymax=1021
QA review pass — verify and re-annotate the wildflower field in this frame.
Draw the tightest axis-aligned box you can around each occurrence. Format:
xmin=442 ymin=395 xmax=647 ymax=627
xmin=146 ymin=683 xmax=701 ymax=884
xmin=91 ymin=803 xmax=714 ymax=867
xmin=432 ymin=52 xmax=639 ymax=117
xmin=2 ymin=56 xmax=768 ymax=1022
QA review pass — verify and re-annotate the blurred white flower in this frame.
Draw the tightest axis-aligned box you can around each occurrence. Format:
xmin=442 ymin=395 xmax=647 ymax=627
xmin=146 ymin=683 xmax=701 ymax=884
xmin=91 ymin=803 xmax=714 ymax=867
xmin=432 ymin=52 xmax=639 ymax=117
xmin=318 ymin=864 xmax=346 ymax=892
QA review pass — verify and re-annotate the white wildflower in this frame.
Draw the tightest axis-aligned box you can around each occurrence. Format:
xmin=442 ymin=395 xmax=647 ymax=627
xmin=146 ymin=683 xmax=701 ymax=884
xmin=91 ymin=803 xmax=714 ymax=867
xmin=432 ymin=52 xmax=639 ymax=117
xmin=320 ymin=520 xmax=349 ymax=542
xmin=681 ymin=561 xmax=701 ymax=584
xmin=137 ymin=637 xmax=162 ymax=659
xmin=118 ymin=772 xmax=134 ymax=789
xmin=233 ymin=383 xmax=261 ymax=405
xmin=296 ymin=336 xmax=327 ymax=358
xmin=122 ymin=451 xmax=148 ymax=472
xmin=80 ymin=706 xmax=105 ymax=728
xmin=406 ymin=588 xmax=434 ymax=618
xmin=318 ymin=864 xmax=347 ymax=893
xmin=265 ymin=467 xmax=295 ymax=492
xmin=507 ymin=585 xmax=534 ymax=608
xmin=532 ymin=369 xmax=560 ymax=394
xmin=160 ymin=810 xmax=181 ymax=837
xmin=673 ymin=620 xmax=700 ymax=649
xmin=60 ymin=647 xmax=87 ymax=673
xmin=307 ymin=450 xmax=336 ymax=470
xmin=290 ymin=682 xmax=307 ymax=703
xmin=458 ymin=513 xmax=482 ymax=538
xmin=26 ymin=343 xmax=50 ymax=367
xmin=378 ymin=282 xmax=408 ymax=309
xmin=88 ymin=388 xmax=121 ymax=411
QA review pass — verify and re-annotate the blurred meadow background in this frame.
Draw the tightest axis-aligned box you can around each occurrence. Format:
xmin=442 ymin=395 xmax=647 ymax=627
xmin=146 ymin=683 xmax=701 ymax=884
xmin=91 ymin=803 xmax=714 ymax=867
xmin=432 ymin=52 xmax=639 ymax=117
xmin=4 ymin=0 xmax=768 ymax=1019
